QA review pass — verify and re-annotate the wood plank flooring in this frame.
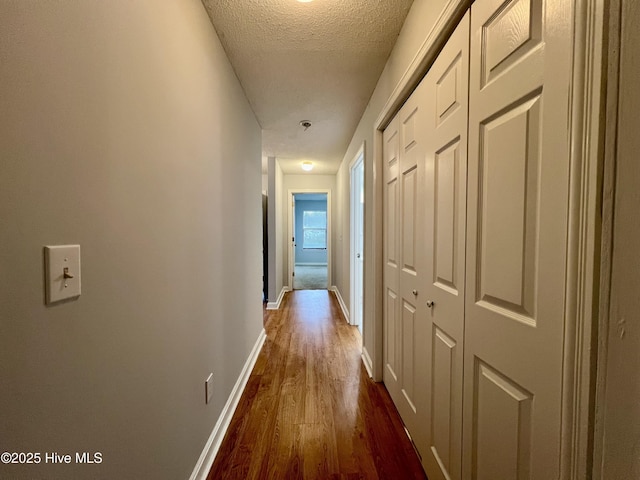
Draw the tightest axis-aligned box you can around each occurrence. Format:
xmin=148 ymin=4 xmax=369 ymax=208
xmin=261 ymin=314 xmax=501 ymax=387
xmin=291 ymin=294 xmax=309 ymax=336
xmin=207 ymin=290 xmax=427 ymax=480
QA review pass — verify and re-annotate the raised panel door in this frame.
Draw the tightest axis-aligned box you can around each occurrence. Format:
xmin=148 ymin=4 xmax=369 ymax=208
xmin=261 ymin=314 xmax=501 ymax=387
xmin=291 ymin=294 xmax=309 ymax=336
xmin=396 ymin=81 xmax=429 ymax=439
xmin=421 ymin=13 xmax=470 ymax=480
xmin=463 ymin=0 xmax=573 ymax=478
xmin=383 ymin=119 xmax=402 ymax=402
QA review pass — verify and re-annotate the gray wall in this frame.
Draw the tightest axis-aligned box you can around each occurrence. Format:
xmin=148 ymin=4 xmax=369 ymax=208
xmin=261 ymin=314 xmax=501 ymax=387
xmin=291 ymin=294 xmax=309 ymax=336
xmin=294 ymin=199 xmax=328 ymax=265
xmin=0 ymin=1 xmax=263 ymax=479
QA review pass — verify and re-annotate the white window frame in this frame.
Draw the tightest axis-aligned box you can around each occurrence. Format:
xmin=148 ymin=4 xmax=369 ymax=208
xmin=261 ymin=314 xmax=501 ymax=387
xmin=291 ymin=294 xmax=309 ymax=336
xmin=302 ymin=210 xmax=327 ymax=249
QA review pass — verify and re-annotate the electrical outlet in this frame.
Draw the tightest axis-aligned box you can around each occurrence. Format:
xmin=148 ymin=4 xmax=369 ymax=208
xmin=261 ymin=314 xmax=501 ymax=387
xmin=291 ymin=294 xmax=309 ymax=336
xmin=205 ymin=373 xmax=214 ymax=404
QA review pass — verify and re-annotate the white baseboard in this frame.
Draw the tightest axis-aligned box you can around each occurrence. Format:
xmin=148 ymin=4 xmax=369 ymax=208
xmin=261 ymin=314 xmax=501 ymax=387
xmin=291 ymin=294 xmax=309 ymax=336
xmin=362 ymin=346 xmax=374 ymax=379
xmin=266 ymin=286 xmax=289 ymax=310
xmin=189 ymin=328 xmax=267 ymax=480
xmin=330 ymin=286 xmax=349 ymax=323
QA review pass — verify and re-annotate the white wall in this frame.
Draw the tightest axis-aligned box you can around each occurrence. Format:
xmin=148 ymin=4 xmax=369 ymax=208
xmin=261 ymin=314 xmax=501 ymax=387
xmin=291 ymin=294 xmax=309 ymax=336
xmin=0 ymin=1 xmax=262 ymax=479
xmin=598 ymin=0 xmax=640 ymax=476
xmin=336 ymin=0 xmax=453 ymax=374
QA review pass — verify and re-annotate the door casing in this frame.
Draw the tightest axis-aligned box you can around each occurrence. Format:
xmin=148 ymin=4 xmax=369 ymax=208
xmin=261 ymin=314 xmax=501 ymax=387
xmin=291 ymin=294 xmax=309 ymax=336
xmin=287 ymin=189 xmax=331 ymax=290
xmin=350 ymin=145 xmax=365 ymax=331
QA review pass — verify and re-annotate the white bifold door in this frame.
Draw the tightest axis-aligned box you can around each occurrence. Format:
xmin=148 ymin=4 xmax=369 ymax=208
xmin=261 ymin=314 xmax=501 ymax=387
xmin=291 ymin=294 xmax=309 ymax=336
xmin=420 ymin=13 xmax=469 ymax=480
xmin=383 ymin=13 xmax=470 ymax=479
xmin=382 ymin=50 xmax=429 ymax=446
xmin=382 ymin=0 xmax=573 ymax=477
xmin=462 ymin=0 xmax=572 ymax=477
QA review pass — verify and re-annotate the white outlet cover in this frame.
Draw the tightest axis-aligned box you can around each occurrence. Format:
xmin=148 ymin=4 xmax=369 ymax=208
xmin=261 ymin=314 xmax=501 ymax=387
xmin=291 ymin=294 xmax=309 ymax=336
xmin=45 ymin=245 xmax=81 ymax=304
xmin=205 ymin=373 xmax=214 ymax=404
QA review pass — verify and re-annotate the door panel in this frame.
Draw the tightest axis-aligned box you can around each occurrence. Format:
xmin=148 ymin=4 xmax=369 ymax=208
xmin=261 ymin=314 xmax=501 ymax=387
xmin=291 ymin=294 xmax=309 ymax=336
xmin=431 ymin=326 xmax=457 ymax=475
xmin=401 ymin=105 xmax=419 ymax=279
xmin=478 ymin=93 xmax=540 ymax=322
xmin=434 ymin=140 xmax=461 ymax=293
xmin=436 ymin=53 xmax=463 ymax=126
xmin=385 ymin=289 xmax=398 ymax=382
xmin=396 ymin=80 xmax=428 ymax=440
xmin=474 ymin=360 xmax=533 ymax=480
xmin=383 ymin=121 xmax=401 ymax=398
xmin=481 ymin=0 xmax=542 ymax=88
xmin=402 ymin=165 xmax=418 ymax=275
xmin=382 ymin=74 xmax=430 ymax=443
xmin=401 ymin=299 xmax=417 ymax=412
xmin=386 ymin=178 xmax=398 ymax=268
xmin=464 ymin=0 xmax=572 ymax=477
xmin=422 ymin=13 xmax=470 ymax=480
xmin=400 ymin=157 xmax=417 ymax=409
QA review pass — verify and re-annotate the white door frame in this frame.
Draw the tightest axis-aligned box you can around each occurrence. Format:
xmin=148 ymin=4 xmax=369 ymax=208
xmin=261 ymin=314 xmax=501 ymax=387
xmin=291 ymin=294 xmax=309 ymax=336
xmin=288 ymin=189 xmax=331 ymax=290
xmin=349 ymin=144 xmax=365 ymax=330
xmin=291 ymin=194 xmax=296 ymax=284
xmin=592 ymin=0 xmax=625 ymax=477
xmin=366 ymin=0 xmax=607 ymax=478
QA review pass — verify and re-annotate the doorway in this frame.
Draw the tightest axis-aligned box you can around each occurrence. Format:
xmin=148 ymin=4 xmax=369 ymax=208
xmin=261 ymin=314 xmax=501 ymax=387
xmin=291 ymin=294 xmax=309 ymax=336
xmin=350 ymin=147 xmax=365 ymax=333
xmin=289 ymin=191 xmax=330 ymax=290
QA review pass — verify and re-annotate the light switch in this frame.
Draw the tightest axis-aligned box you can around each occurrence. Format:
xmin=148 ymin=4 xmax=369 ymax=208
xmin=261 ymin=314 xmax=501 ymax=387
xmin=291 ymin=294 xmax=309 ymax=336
xmin=45 ymin=245 xmax=81 ymax=304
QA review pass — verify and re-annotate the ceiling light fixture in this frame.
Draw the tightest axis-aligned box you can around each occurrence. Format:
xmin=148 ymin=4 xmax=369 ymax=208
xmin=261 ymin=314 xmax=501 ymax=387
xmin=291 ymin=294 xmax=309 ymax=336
xmin=297 ymin=0 xmax=314 ymax=3
xmin=301 ymin=161 xmax=313 ymax=171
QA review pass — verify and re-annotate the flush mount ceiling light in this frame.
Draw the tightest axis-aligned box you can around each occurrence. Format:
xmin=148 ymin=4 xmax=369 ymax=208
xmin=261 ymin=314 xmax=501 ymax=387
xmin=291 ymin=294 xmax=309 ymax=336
xmin=297 ymin=0 xmax=314 ymax=3
xmin=301 ymin=161 xmax=313 ymax=171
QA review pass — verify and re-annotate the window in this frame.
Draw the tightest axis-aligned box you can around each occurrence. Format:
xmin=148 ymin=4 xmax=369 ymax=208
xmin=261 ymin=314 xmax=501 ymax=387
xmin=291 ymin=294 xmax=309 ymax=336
xmin=303 ymin=210 xmax=327 ymax=249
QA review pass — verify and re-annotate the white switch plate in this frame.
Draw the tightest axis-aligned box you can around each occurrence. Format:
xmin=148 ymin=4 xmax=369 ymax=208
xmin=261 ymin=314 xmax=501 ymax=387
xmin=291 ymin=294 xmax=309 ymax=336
xmin=44 ymin=245 xmax=81 ymax=304
xmin=205 ymin=373 xmax=214 ymax=404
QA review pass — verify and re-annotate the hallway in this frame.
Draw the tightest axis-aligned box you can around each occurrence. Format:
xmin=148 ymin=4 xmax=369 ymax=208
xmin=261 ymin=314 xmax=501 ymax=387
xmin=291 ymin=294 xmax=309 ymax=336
xmin=208 ymin=290 xmax=425 ymax=479
xmin=1 ymin=1 xmax=621 ymax=478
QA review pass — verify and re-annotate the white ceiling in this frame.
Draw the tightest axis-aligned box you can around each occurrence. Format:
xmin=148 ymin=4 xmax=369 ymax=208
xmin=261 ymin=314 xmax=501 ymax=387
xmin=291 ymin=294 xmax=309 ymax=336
xmin=202 ymin=0 xmax=414 ymax=174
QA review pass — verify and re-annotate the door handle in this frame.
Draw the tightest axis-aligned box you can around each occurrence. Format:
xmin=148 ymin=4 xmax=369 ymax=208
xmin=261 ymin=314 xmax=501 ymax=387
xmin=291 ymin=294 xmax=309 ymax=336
xmin=426 ymin=300 xmax=435 ymax=308
xmin=357 ymin=253 xmax=361 ymax=258
xmin=412 ymin=290 xmax=418 ymax=296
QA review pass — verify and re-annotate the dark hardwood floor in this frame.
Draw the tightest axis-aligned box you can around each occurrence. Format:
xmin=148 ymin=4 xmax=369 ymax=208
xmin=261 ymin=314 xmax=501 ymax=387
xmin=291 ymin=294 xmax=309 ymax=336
xmin=207 ymin=290 xmax=426 ymax=480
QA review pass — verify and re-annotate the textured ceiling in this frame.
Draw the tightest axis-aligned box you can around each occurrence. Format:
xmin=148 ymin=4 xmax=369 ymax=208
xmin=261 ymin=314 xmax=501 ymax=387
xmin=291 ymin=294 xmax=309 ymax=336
xmin=202 ymin=0 xmax=414 ymax=174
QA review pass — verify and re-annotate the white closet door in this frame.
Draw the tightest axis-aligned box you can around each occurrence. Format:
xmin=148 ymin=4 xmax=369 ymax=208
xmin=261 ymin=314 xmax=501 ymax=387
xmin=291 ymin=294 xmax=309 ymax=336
xmin=382 ymin=76 xmax=430 ymax=445
xmin=383 ymin=117 xmax=401 ymax=403
xmin=463 ymin=0 xmax=573 ymax=478
xmin=421 ymin=13 xmax=469 ymax=480
xmin=396 ymin=79 xmax=429 ymax=440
